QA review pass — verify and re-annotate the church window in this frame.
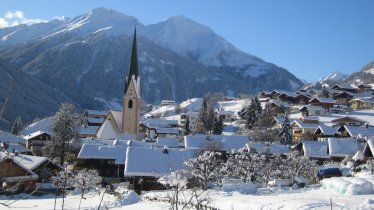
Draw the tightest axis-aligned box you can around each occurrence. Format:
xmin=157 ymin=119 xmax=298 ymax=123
xmin=128 ymin=100 xmax=133 ymax=108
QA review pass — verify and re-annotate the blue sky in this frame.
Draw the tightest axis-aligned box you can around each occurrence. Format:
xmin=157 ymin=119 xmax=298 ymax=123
xmin=0 ymin=0 xmax=373 ymax=82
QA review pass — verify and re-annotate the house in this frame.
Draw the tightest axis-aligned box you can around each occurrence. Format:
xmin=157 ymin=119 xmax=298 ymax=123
xmin=266 ymin=99 xmax=289 ymax=114
xmin=216 ymin=109 xmax=235 ymax=122
xmin=289 ymin=105 xmax=303 ymax=114
xmin=331 ymin=116 xmax=367 ymax=127
xmin=23 ymin=131 xmax=51 ymax=156
xmin=124 ymin=146 xmax=196 ymax=191
xmin=76 ymin=139 xmax=130 ymax=177
xmin=331 ymin=84 xmax=357 ymax=93
xmin=335 ymin=125 xmax=374 ymax=139
xmin=270 ymin=90 xmax=282 ymax=99
xmin=291 ymin=120 xmax=319 ymax=142
xmin=179 ymin=112 xmax=198 ymax=133
xmin=334 ymin=92 xmax=354 ymax=105
xmin=0 ymin=153 xmax=39 ymax=193
xmin=9 ymin=153 xmax=61 ymax=183
xmin=142 ymin=119 xmax=179 ymax=140
xmin=357 ymin=84 xmax=372 ymax=93
xmin=327 ymin=138 xmax=364 ymax=161
xmin=299 ymin=116 xmax=319 ymax=124
xmin=294 ymin=93 xmax=311 ymax=105
xmin=216 ymin=100 xmax=246 ymax=122
xmin=314 ymin=126 xmax=337 ymax=140
xmin=307 ymin=89 xmax=322 ymax=97
xmin=363 ymin=139 xmax=374 ymax=158
xmin=299 ymin=140 xmax=329 ymax=160
xmin=79 ymin=125 xmax=100 ymax=138
xmin=300 ymin=105 xmax=326 ymax=116
xmin=259 ymin=91 xmax=272 ymax=98
xmin=278 ymin=92 xmax=296 ymax=103
xmin=309 ymin=97 xmax=336 ymax=111
xmin=349 ymin=98 xmax=374 ymax=110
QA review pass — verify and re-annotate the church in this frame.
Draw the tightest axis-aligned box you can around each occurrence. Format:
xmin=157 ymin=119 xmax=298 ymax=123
xmin=95 ymin=29 xmax=141 ymax=140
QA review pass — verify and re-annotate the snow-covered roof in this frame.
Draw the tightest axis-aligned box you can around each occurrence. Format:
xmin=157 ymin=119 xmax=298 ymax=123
xmin=291 ymin=120 xmax=319 ymax=129
xmin=327 ymin=138 xmax=364 ymax=157
xmin=142 ymin=119 xmax=179 ymax=128
xmin=79 ymin=126 xmax=99 ymax=135
xmin=111 ymin=111 xmax=123 ymax=130
xmin=331 ymin=116 xmax=367 ymax=124
xmin=341 ymin=125 xmax=374 ymax=138
xmin=315 ymin=125 xmax=336 ymax=136
xmin=124 ymin=147 xmax=197 ymax=177
xmin=184 ymin=135 xmax=249 ymax=151
xmin=23 ymin=130 xmax=49 ymax=140
xmin=301 ymin=105 xmax=325 ymax=111
xmin=0 ymin=154 xmax=39 ymax=181
xmin=87 ymin=117 xmax=105 ymax=124
xmin=332 ymin=83 xmax=356 ymax=90
xmin=157 ymin=137 xmax=180 ymax=148
xmin=301 ymin=141 xmax=329 ymax=159
xmin=310 ymin=97 xmax=336 ymax=104
xmin=11 ymin=153 xmax=49 ymax=170
xmin=77 ymin=140 xmax=129 ymax=164
xmin=246 ymin=143 xmax=289 ymax=154
xmin=21 ymin=117 xmax=53 ymax=136
xmin=216 ymin=99 xmax=248 ymax=117
xmin=278 ymin=91 xmax=297 ymax=97
xmin=155 ymin=127 xmax=179 ymax=135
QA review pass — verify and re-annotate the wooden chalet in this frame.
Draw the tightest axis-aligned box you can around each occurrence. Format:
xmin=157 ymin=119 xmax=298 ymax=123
xmin=331 ymin=116 xmax=366 ymax=127
xmin=334 ymin=92 xmax=354 ymax=105
xmin=327 ymin=138 xmax=364 ymax=161
xmin=291 ymin=120 xmax=319 ymax=142
xmin=309 ymin=97 xmax=336 ymax=111
xmin=349 ymin=98 xmax=374 ymax=110
xmin=335 ymin=125 xmax=374 ymax=139
xmin=24 ymin=131 xmax=51 ymax=156
xmin=314 ymin=125 xmax=336 ymax=140
xmin=331 ymin=84 xmax=357 ymax=93
xmin=0 ymin=154 xmax=39 ymax=193
xmin=294 ymin=93 xmax=311 ymax=105
xmin=357 ymin=84 xmax=372 ymax=93
xmin=300 ymin=105 xmax=326 ymax=116
xmin=277 ymin=92 xmax=296 ymax=103
xmin=363 ymin=139 xmax=374 ymax=158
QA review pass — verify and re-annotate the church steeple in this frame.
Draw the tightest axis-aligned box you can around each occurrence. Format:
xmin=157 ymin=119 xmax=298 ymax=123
xmin=124 ymin=28 xmax=139 ymax=94
xmin=122 ymin=28 xmax=141 ymax=138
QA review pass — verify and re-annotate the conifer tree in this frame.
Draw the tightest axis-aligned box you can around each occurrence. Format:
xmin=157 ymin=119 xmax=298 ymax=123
xmin=206 ymin=107 xmax=215 ymax=133
xmin=212 ymin=115 xmax=224 ymax=135
xmin=196 ymin=97 xmax=208 ymax=133
xmin=10 ymin=116 xmax=22 ymax=135
xmin=183 ymin=117 xmax=191 ymax=136
xmin=279 ymin=117 xmax=293 ymax=145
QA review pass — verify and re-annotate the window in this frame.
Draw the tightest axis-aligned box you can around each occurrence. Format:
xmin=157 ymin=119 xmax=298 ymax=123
xmin=128 ymin=100 xmax=133 ymax=108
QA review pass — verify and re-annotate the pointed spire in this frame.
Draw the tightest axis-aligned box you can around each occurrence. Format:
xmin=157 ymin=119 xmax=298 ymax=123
xmin=125 ymin=28 xmax=139 ymax=94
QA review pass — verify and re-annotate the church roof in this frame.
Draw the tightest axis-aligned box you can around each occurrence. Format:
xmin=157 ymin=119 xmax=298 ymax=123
xmin=124 ymin=28 xmax=139 ymax=94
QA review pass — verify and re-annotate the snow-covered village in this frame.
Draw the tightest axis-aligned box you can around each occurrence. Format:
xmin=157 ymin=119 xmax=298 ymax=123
xmin=1 ymin=1 xmax=374 ymax=210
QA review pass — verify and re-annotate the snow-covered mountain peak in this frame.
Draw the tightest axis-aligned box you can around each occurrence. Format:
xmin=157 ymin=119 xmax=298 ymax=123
xmin=318 ymin=71 xmax=348 ymax=82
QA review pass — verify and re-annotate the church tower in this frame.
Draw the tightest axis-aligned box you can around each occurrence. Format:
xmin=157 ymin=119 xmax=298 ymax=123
xmin=122 ymin=29 xmax=141 ymax=138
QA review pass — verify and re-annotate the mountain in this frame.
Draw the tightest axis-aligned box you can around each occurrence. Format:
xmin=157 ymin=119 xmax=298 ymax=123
xmin=0 ymin=8 xmax=304 ymax=109
xmin=0 ymin=59 xmax=72 ymax=131
xmin=346 ymin=60 xmax=374 ymax=85
xmin=318 ymin=72 xmax=348 ymax=83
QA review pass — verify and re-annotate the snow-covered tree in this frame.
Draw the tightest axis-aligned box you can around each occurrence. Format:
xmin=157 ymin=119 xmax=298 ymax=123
xmin=52 ymin=169 xmax=73 ymax=210
xmin=158 ymin=170 xmax=189 ymax=210
xmin=212 ymin=115 xmax=223 ymax=135
xmin=43 ymin=102 xmax=81 ymax=164
xmin=10 ymin=116 xmax=22 ymax=135
xmin=205 ymin=107 xmax=215 ymax=133
xmin=223 ymin=149 xmax=260 ymax=183
xmin=279 ymin=117 xmax=293 ymax=145
xmin=72 ymin=169 xmax=102 ymax=210
xmin=184 ymin=150 xmax=223 ymax=190
xmin=286 ymin=151 xmax=317 ymax=180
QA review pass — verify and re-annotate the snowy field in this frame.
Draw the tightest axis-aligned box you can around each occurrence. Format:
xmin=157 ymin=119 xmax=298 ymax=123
xmin=2 ymin=182 xmax=374 ymax=210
